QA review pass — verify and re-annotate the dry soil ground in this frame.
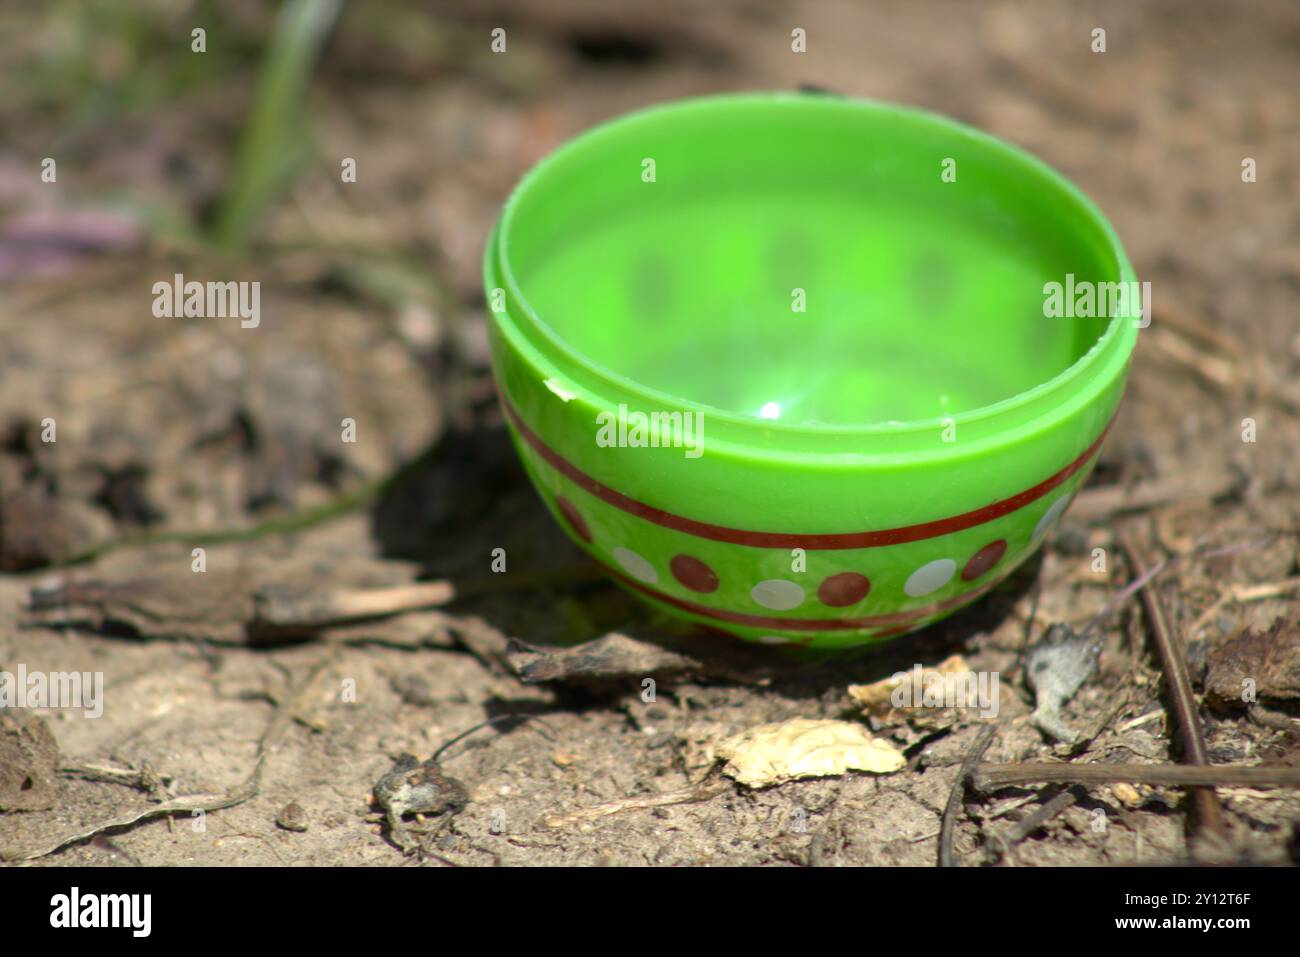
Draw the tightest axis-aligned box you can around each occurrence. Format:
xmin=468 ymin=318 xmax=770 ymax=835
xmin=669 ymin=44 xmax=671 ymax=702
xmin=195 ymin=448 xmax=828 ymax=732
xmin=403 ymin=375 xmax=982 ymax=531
xmin=1 ymin=0 xmax=1298 ymax=866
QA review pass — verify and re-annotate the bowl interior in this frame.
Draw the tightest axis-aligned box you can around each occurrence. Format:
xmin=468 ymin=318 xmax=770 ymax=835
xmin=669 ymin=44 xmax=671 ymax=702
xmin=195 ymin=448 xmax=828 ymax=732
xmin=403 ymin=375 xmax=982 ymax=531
xmin=501 ymin=96 xmax=1122 ymax=427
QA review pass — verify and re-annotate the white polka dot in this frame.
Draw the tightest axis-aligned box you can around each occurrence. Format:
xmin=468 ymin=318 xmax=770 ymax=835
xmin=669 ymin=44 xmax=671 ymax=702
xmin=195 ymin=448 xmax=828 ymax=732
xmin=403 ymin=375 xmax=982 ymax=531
xmin=750 ymin=579 xmax=805 ymax=610
xmin=612 ymin=547 xmax=658 ymax=584
xmin=904 ymin=558 xmax=957 ymax=597
xmin=1033 ymin=495 xmax=1070 ymax=541
xmin=757 ymin=634 xmax=791 ymax=645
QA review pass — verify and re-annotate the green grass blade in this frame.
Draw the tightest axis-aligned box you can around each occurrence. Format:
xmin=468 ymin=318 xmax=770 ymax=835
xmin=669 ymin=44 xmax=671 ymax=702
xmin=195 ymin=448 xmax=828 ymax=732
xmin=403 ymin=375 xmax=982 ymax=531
xmin=213 ymin=0 xmax=343 ymax=249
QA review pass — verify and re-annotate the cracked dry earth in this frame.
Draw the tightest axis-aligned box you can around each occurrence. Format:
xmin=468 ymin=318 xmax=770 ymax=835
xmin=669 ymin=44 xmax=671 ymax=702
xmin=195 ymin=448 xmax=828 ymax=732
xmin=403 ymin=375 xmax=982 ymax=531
xmin=2 ymin=0 xmax=1300 ymax=865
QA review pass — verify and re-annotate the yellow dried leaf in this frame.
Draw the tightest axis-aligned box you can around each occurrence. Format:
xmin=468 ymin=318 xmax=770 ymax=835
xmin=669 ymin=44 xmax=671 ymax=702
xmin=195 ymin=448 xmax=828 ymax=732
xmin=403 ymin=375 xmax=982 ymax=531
xmin=848 ymin=654 xmax=972 ymax=717
xmin=1112 ymin=783 xmax=1142 ymax=806
xmin=718 ymin=718 xmax=905 ymax=788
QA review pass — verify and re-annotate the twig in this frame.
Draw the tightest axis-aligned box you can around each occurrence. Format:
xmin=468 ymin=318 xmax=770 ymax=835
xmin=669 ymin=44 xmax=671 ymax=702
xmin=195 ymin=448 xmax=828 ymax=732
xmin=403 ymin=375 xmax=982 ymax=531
xmin=1247 ymin=703 xmax=1300 ymax=732
xmin=431 ymin=714 xmax=553 ymax=763
xmin=1065 ymin=679 xmax=1136 ymax=758
xmin=1146 ymin=328 xmax=1237 ymax=391
xmin=989 ymin=787 xmax=1081 ymax=861
xmin=1085 ymin=533 xmax=1269 ymax=634
xmin=3 ymin=655 xmax=334 ymax=861
xmin=982 ymin=11 xmax=1134 ymax=130
xmin=59 ymin=761 xmax=174 ymax=801
xmin=544 ymin=773 xmax=729 ymax=829
xmin=254 ymin=562 xmax=605 ymax=629
xmin=1152 ymin=299 xmax=1247 ymax=358
xmin=1189 ymin=577 xmax=1300 ymax=636
xmin=1118 ymin=534 xmax=1227 ymax=839
xmin=1116 ymin=709 xmax=1167 ymax=733
xmin=974 ymin=762 xmax=1300 ymax=791
xmin=938 ymin=724 xmax=998 ymax=867
xmin=1070 ymin=472 xmax=1241 ymax=521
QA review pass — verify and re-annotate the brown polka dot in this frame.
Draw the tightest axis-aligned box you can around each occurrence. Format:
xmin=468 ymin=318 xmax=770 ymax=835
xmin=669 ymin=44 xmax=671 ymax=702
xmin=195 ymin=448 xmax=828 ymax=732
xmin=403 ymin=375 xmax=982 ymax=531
xmin=962 ymin=539 xmax=1007 ymax=581
xmin=817 ymin=571 xmax=871 ymax=607
xmin=669 ymin=554 xmax=718 ymax=593
xmin=555 ymin=495 xmax=592 ymax=543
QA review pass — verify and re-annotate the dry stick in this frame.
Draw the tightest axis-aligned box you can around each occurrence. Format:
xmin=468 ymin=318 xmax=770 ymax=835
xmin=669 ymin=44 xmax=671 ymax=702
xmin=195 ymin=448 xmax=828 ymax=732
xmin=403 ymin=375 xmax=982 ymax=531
xmin=1152 ymin=301 xmax=1247 ymax=359
xmin=254 ymin=561 xmax=605 ymax=629
xmin=969 ymin=534 xmax=1261 ymax=853
xmin=1071 ymin=472 xmax=1239 ymax=521
xmin=3 ymin=655 xmax=335 ymax=862
xmin=544 ymin=774 xmax=730 ymax=829
xmin=1147 ymin=329 xmax=1237 ymax=391
xmin=1084 ymin=532 xmax=1270 ymax=634
xmin=257 ymin=582 xmax=455 ymax=627
xmin=973 ymin=763 xmax=1300 ymax=791
xmin=1060 ymin=536 xmax=1262 ymax=754
xmin=1118 ymin=534 xmax=1228 ymax=840
xmin=938 ymin=724 xmax=998 ymax=868
xmin=1249 ymin=702 xmax=1300 ymax=732
xmin=994 ymin=788 xmax=1081 ymax=858
xmin=1189 ymin=577 xmax=1300 ymax=636
xmin=58 ymin=762 xmax=173 ymax=801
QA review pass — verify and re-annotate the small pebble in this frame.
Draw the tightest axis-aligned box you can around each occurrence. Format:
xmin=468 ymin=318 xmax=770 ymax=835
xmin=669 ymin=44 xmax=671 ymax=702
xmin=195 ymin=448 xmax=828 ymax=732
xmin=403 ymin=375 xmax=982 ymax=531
xmin=391 ymin=674 xmax=438 ymax=707
xmin=276 ymin=802 xmax=309 ymax=832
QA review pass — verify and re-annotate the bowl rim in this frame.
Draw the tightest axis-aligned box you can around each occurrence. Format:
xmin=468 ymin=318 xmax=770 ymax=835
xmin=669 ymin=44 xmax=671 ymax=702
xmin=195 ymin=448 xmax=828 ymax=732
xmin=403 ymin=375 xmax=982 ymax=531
xmin=488 ymin=91 xmax=1140 ymax=452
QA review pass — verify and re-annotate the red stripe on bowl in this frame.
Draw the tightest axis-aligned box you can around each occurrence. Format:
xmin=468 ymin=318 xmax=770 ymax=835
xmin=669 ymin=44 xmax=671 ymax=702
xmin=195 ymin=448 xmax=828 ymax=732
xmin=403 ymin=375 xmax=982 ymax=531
xmin=502 ymin=395 xmax=1115 ymax=550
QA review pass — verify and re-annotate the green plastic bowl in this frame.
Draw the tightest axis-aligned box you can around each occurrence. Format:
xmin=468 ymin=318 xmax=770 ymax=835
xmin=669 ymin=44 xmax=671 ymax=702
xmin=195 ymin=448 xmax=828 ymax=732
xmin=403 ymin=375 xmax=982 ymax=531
xmin=484 ymin=92 xmax=1139 ymax=649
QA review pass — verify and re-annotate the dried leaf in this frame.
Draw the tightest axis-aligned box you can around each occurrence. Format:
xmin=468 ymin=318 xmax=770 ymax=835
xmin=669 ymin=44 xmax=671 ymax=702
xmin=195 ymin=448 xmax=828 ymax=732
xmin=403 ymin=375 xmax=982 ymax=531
xmin=507 ymin=632 xmax=701 ymax=683
xmin=718 ymin=718 xmax=904 ymax=788
xmin=26 ymin=570 xmax=255 ymax=644
xmin=847 ymin=655 xmax=972 ymax=712
xmin=506 ymin=621 xmax=781 ymax=686
xmin=1205 ymin=618 xmax=1300 ymax=706
xmin=544 ymin=778 xmax=729 ymax=829
xmin=848 ymin=654 xmax=976 ymax=728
